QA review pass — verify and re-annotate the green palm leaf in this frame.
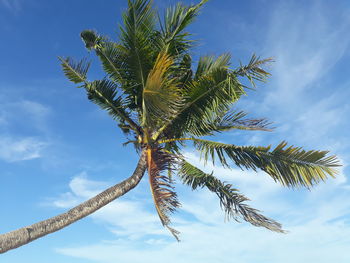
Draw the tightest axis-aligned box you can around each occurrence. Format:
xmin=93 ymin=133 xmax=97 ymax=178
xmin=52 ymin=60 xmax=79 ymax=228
xmin=172 ymin=71 xmax=245 ymax=137
xmin=176 ymin=53 xmax=193 ymax=85
xmin=178 ymin=160 xmax=284 ymax=232
xmin=160 ymin=0 xmax=207 ymax=55
xmin=194 ymin=53 xmax=231 ymax=79
xmin=80 ymin=31 xmax=141 ymax=110
xmin=85 ymin=79 xmax=140 ymax=133
xmin=192 ymin=138 xmax=339 ymax=187
xmin=234 ymin=54 xmax=273 ymax=88
xmin=212 ymin=110 xmax=272 ymax=133
xmin=92 ymin=41 xmax=128 ymax=85
xmin=153 ymin=58 xmax=246 ymax=140
xmin=188 ymin=110 xmax=272 ymax=137
xmin=59 ymin=57 xmax=90 ymax=84
xmin=120 ymin=0 xmax=157 ymax=88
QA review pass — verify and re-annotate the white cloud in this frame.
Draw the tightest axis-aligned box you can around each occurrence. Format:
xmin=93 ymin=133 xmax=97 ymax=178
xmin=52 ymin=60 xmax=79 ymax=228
xmin=0 ymin=99 xmax=51 ymax=162
xmin=0 ymin=136 xmax=47 ymax=162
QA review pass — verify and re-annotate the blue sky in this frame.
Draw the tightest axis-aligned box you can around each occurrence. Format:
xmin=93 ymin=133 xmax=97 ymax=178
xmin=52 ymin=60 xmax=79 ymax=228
xmin=1 ymin=0 xmax=350 ymax=262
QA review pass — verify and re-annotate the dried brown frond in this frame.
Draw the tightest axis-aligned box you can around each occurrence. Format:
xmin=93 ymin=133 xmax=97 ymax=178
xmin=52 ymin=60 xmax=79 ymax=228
xmin=147 ymin=147 xmax=181 ymax=240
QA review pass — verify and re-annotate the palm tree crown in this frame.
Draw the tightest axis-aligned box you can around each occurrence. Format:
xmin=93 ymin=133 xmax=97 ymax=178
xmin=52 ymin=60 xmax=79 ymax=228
xmin=59 ymin=0 xmax=339 ymax=240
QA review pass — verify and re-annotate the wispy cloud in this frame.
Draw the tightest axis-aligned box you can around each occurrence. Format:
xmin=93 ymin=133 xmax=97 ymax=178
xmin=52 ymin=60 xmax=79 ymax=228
xmin=0 ymin=99 xmax=51 ymax=162
xmin=0 ymin=136 xmax=47 ymax=162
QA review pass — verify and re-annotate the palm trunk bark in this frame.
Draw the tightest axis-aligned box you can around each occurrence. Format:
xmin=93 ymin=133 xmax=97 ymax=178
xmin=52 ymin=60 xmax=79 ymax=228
xmin=0 ymin=150 xmax=147 ymax=254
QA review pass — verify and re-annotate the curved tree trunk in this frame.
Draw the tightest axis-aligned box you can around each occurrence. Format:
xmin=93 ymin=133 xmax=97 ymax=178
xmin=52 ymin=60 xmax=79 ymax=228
xmin=0 ymin=150 xmax=147 ymax=254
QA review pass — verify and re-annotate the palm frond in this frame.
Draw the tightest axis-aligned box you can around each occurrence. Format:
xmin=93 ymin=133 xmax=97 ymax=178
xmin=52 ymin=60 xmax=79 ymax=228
xmin=213 ymin=110 xmax=273 ymax=133
xmin=153 ymin=53 xmax=249 ymax=140
xmin=194 ymin=53 xmax=231 ymax=79
xmin=85 ymin=79 xmax=140 ymax=133
xmin=160 ymin=0 xmax=208 ymax=55
xmin=178 ymin=160 xmax=284 ymax=232
xmin=142 ymin=52 xmax=183 ymax=126
xmin=216 ymin=119 xmax=272 ymax=132
xmin=176 ymin=73 xmax=245 ymax=137
xmin=80 ymin=31 xmax=140 ymax=102
xmin=94 ymin=42 xmax=128 ymax=84
xmin=178 ymin=110 xmax=272 ymax=137
xmin=176 ymin=53 xmax=193 ymax=85
xmin=234 ymin=54 xmax=273 ymax=88
xmin=191 ymin=138 xmax=339 ymax=188
xmin=154 ymin=54 xmax=274 ymax=139
xmin=81 ymin=30 xmax=125 ymax=83
xmin=120 ymin=0 xmax=157 ymax=88
xmin=59 ymin=57 xmax=90 ymax=84
xmin=147 ymin=148 xmax=180 ymax=240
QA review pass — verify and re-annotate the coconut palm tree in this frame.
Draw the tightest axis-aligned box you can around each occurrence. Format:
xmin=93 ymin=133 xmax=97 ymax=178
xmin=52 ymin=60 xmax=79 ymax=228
xmin=0 ymin=0 xmax=339 ymax=253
